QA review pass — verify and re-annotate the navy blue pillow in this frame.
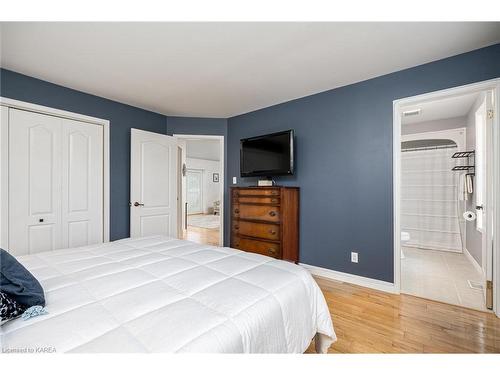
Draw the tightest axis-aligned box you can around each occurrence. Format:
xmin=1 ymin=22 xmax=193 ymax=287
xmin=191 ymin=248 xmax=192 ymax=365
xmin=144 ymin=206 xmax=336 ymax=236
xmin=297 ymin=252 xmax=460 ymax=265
xmin=0 ymin=249 xmax=45 ymax=307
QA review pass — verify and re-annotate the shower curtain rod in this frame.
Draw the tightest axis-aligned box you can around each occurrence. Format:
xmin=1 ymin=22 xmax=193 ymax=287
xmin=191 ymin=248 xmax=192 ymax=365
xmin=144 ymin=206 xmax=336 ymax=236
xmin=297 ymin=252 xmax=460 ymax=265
xmin=401 ymin=144 xmax=458 ymax=153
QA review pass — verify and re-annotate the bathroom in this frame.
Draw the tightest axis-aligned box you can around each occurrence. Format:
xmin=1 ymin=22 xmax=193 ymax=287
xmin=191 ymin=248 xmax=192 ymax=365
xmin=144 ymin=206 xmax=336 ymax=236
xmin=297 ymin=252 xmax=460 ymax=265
xmin=399 ymin=91 xmax=491 ymax=311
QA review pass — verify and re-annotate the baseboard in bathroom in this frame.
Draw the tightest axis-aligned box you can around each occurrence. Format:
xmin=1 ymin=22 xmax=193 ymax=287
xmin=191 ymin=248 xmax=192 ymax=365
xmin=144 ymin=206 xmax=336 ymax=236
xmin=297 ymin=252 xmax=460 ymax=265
xmin=463 ymin=248 xmax=485 ymax=278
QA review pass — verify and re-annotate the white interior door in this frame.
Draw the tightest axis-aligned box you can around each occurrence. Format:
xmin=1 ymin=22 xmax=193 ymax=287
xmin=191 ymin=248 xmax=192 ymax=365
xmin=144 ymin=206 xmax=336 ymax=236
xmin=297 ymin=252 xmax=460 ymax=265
xmin=9 ymin=109 xmax=63 ymax=255
xmin=8 ymin=109 xmax=104 ymax=255
xmin=61 ymin=119 xmax=103 ymax=248
xmin=186 ymin=169 xmax=203 ymax=214
xmin=130 ymin=128 xmax=178 ymax=238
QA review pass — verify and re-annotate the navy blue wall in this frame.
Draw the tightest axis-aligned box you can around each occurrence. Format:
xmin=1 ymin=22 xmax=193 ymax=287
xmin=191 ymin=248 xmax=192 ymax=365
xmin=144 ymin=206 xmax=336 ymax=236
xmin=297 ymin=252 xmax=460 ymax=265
xmin=3 ymin=43 xmax=499 ymax=283
xmin=227 ymin=44 xmax=500 ymax=282
xmin=166 ymin=116 xmax=229 ymax=245
xmin=0 ymin=68 xmax=168 ymax=241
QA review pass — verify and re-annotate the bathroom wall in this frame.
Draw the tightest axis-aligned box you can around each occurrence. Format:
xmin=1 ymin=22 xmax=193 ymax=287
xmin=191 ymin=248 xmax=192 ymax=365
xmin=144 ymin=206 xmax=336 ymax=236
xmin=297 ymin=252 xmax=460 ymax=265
xmin=402 ymin=117 xmax=467 ymax=135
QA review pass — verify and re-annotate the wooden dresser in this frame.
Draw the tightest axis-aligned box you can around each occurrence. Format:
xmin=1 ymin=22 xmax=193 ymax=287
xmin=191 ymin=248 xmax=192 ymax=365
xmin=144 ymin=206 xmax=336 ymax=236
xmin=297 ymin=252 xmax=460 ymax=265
xmin=231 ymin=186 xmax=299 ymax=262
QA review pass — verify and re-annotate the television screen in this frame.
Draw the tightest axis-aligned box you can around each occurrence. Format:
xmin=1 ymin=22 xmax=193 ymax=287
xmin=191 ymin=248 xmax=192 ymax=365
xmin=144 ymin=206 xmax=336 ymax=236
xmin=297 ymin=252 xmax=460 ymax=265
xmin=240 ymin=130 xmax=294 ymax=177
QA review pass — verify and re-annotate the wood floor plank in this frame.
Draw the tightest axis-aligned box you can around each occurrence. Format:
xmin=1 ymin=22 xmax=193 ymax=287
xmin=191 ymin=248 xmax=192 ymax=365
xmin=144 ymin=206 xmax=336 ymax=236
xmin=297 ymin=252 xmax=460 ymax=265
xmin=307 ymin=276 xmax=500 ymax=353
xmin=182 ymin=225 xmax=220 ymax=246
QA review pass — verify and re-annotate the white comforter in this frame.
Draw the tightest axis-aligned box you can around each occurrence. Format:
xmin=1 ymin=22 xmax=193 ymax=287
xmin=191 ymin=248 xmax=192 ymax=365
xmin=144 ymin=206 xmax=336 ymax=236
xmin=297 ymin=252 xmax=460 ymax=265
xmin=0 ymin=236 xmax=335 ymax=353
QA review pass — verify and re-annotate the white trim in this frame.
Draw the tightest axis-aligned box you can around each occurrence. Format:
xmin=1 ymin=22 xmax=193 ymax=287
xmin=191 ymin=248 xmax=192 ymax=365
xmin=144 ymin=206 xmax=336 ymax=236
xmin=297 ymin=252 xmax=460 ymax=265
xmin=492 ymin=82 xmax=500 ymax=317
xmin=463 ymin=247 xmax=486 ymax=279
xmin=393 ymin=98 xmax=402 ymax=294
xmin=0 ymin=106 xmax=9 ymax=250
xmin=300 ymin=263 xmax=397 ymax=294
xmin=103 ymin=122 xmax=110 ymax=242
xmin=173 ymin=134 xmax=225 ymax=246
xmin=0 ymin=97 xmax=109 ymax=126
xmin=0 ymin=97 xmax=111 ymax=246
xmin=393 ymin=78 xmax=500 ymax=317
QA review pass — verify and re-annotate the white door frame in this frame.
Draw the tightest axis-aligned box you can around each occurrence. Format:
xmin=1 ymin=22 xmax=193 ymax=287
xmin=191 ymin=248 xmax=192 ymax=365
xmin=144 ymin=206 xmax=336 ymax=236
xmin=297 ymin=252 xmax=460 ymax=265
xmin=173 ymin=134 xmax=224 ymax=246
xmin=0 ymin=97 xmax=111 ymax=249
xmin=393 ymin=79 xmax=500 ymax=317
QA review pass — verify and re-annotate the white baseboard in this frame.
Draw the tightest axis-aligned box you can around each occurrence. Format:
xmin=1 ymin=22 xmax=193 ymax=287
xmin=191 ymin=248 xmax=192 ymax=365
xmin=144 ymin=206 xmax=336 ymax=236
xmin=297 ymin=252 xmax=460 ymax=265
xmin=300 ymin=263 xmax=397 ymax=294
xmin=463 ymin=248 xmax=485 ymax=279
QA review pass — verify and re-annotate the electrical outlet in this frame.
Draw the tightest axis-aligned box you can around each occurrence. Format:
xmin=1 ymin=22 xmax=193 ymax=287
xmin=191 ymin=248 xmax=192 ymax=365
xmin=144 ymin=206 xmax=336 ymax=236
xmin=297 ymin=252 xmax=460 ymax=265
xmin=232 ymin=177 xmax=237 ymax=184
xmin=351 ymin=251 xmax=358 ymax=263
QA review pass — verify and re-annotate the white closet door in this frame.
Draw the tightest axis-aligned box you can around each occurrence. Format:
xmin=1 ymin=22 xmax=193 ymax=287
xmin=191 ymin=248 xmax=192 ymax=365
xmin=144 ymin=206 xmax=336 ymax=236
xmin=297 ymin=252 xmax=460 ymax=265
xmin=9 ymin=109 xmax=63 ymax=255
xmin=61 ymin=119 xmax=103 ymax=248
xmin=8 ymin=109 xmax=104 ymax=255
xmin=130 ymin=129 xmax=178 ymax=238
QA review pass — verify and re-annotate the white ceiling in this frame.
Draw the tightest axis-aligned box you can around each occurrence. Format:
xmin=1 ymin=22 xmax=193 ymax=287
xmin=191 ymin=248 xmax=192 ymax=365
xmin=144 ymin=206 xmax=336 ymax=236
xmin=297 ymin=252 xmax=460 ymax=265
xmin=186 ymin=139 xmax=221 ymax=161
xmin=401 ymin=92 xmax=480 ymax=125
xmin=1 ymin=22 xmax=499 ymax=118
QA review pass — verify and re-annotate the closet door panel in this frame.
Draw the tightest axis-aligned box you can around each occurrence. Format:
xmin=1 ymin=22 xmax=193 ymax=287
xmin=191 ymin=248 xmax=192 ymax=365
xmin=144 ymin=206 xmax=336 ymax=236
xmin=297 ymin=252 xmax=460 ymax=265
xmin=61 ymin=119 xmax=103 ymax=248
xmin=9 ymin=109 xmax=62 ymax=255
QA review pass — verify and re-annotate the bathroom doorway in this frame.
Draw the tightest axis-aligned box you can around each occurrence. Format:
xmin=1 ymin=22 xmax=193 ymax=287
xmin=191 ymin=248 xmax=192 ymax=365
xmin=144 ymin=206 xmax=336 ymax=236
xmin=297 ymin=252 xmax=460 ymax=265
xmin=393 ymin=80 xmax=499 ymax=314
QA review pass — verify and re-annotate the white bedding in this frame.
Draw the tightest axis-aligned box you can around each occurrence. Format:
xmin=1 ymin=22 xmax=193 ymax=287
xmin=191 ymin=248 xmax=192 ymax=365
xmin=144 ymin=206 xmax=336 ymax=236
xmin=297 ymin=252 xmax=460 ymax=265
xmin=0 ymin=236 xmax=335 ymax=353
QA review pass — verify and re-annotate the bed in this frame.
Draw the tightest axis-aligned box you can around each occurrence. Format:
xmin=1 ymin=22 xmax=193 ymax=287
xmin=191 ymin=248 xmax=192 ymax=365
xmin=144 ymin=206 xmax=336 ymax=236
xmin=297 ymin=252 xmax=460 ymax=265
xmin=0 ymin=236 xmax=336 ymax=353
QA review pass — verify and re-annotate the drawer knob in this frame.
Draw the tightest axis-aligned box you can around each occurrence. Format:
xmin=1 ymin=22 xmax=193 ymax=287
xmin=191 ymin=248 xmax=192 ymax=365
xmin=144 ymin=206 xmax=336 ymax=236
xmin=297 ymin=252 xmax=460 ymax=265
xmin=234 ymin=225 xmax=239 ymax=230
xmin=269 ymin=211 xmax=277 ymax=217
xmin=271 ymin=198 xmax=278 ymax=203
xmin=234 ymin=208 xmax=240 ymax=214
xmin=268 ymin=248 xmax=277 ymax=256
xmin=269 ymin=229 xmax=276 ymax=235
xmin=271 ymin=191 xmax=278 ymax=195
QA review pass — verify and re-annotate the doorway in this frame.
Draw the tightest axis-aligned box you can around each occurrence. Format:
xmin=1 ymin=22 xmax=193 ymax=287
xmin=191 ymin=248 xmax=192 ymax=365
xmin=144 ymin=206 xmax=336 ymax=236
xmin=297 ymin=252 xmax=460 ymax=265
xmin=393 ymin=79 xmax=500 ymax=315
xmin=174 ymin=134 xmax=224 ymax=246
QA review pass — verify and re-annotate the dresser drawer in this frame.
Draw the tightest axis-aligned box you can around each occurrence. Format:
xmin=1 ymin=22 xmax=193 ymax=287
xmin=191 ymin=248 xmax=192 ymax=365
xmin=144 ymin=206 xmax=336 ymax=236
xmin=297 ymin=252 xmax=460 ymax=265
xmin=233 ymin=221 xmax=280 ymax=241
xmin=233 ymin=204 xmax=280 ymax=222
xmin=232 ymin=236 xmax=281 ymax=259
xmin=234 ymin=196 xmax=280 ymax=204
xmin=233 ymin=188 xmax=280 ymax=197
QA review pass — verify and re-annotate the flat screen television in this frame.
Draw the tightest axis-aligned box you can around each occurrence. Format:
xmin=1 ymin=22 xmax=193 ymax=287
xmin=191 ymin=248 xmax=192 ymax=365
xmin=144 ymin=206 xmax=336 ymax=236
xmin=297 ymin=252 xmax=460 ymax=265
xmin=240 ymin=130 xmax=294 ymax=177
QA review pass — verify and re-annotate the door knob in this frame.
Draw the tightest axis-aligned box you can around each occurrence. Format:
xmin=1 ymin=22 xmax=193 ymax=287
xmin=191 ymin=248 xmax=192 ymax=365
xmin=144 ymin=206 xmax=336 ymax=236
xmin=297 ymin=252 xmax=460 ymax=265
xmin=134 ymin=202 xmax=144 ymax=207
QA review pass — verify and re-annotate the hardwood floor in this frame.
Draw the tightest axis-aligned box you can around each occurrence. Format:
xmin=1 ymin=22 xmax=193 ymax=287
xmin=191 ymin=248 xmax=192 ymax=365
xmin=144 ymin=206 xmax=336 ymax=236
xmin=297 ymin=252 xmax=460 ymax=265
xmin=182 ymin=226 xmax=220 ymax=246
xmin=306 ymin=277 xmax=500 ymax=353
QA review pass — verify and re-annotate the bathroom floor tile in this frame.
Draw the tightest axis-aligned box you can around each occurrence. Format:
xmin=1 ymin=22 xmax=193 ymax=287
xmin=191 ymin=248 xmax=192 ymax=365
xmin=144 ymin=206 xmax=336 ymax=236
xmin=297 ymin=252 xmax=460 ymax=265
xmin=401 ymin=247 xmax=486 ymax=311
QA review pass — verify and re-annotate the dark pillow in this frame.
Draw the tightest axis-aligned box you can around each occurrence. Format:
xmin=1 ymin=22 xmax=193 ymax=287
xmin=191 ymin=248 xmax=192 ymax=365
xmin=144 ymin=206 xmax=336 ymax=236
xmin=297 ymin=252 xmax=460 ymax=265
xmin=0 ymin=249 xmax=45 ymax=307
xmin=0 ymin=291 xmax=26 ymax=325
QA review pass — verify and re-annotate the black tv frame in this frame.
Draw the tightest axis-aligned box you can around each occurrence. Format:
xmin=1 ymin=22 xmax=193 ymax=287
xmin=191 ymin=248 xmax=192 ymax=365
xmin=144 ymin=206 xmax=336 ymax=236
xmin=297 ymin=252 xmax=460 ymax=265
xmin=240 ymin=129 xmax=294 ymax=178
